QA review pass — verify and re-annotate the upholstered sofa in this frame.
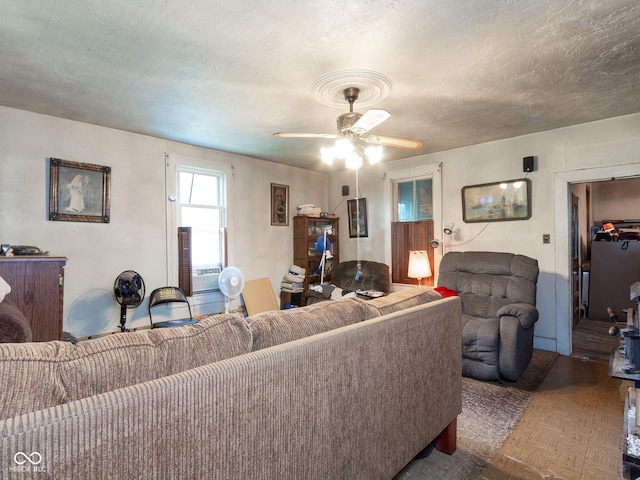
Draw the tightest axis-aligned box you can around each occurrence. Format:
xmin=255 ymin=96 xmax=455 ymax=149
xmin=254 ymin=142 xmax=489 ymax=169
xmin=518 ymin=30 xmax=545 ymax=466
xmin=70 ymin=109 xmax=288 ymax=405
xmin=437 ymin=251 xmax=539 ymax=381
xmin=0 ymin=287 xmax=461 ymax=479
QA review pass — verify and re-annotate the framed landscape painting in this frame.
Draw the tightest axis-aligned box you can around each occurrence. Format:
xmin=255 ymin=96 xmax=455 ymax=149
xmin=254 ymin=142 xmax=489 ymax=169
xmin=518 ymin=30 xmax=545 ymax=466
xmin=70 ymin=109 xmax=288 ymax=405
xmin=462 ymin=179 xmax=531 ymax=223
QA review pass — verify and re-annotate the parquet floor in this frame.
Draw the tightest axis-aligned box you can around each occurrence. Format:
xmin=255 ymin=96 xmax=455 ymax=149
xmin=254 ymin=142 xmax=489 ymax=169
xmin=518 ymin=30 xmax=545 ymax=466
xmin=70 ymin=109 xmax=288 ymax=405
xmin=481 ymin=319 xmax=632 ymax=479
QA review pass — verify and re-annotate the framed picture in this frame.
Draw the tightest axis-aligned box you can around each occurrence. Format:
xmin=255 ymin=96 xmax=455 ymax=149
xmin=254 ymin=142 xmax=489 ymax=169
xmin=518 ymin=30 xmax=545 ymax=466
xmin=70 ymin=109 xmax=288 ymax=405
xmin=49 ymin=158 xmax=111 ymax=223
xmin=462 ymin=178 xmax=531 ymax=223
xmin=271 ymin=183 xmax=289 ymax=226
xmin=348 ymin=198 xmax=368 ymax=238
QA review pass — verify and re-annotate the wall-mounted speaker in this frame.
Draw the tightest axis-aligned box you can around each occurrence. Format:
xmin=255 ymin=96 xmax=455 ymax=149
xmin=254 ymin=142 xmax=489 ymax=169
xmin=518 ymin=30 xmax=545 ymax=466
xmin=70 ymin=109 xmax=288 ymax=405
xmin=342 ymin=185 xmax=349 ymax=196
xmin=523 ymin=156 xmax=535 ymax=172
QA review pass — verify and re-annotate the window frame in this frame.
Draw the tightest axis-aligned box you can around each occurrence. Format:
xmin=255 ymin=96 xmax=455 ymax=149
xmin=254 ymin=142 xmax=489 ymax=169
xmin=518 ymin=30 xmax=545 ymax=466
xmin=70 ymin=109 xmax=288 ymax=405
xmin=384 ymin=163 xmax=442 ymax=286
xmin=393 ymin=176 xmax=434 ymax=222
xmin=165 ymin=153 xmax=235 ymax=296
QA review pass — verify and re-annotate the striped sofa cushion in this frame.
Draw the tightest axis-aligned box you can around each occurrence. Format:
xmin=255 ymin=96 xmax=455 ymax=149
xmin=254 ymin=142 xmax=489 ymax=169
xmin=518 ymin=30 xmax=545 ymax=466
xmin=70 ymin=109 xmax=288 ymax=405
xmin=0 ymin=341 xmax=70 ymax=419
xmin=59 ymin=313 xmax=251 ymax=402
xmin=357 ymin=286 xmax=444 ymax=317
xmin=246 ymin=298 xmax=374 ymax=351
xmin=0 ymin=313 xmax=251 ymax=419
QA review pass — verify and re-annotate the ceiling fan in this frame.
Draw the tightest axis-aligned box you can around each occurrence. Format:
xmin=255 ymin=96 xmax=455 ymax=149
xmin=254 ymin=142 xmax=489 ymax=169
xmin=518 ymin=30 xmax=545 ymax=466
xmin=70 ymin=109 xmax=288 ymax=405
xmin=273 ymin=87 xmax=424 ymax=152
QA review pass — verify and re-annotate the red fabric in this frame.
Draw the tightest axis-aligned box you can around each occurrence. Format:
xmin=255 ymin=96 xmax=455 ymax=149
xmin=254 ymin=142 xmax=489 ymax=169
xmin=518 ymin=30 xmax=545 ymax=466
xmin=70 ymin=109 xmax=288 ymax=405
xmin=434 ymin=286 xmax=458 ymax=298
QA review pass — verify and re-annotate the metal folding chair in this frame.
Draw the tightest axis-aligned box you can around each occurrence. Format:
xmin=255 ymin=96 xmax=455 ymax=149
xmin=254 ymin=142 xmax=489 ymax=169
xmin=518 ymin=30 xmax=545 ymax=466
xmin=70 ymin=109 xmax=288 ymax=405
xmin=148 ymin=286 xmax=198 ymax=328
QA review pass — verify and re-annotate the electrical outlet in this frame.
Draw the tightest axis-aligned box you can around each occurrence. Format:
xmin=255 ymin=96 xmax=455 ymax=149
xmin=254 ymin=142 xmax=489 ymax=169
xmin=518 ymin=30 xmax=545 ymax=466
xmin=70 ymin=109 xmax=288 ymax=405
xmin=543 ymin=234 xmax=551 ymax=244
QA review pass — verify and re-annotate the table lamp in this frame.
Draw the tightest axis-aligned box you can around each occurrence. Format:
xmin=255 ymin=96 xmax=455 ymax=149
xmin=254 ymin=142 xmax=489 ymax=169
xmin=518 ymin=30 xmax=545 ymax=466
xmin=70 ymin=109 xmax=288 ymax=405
xmin=408 ymin=250 xmax=432 ymax=286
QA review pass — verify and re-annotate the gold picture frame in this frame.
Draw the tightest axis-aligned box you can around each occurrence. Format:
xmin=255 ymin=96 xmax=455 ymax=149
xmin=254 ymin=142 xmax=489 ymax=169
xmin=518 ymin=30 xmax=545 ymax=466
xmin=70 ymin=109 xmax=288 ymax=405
xmin=271 ymin=183 xmax=289 ymax=226
xmin=49 ymin=158 xmax=111 ymax=223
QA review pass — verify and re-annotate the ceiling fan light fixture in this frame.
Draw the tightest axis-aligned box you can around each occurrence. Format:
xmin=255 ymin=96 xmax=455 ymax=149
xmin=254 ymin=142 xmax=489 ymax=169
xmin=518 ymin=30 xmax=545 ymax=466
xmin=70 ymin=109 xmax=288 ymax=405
xmin=365 ymin=145 xmax=383 ymax=164
xmin=334 ymin=138 xmax=355 ymax=159
xmin=346 ymin=154 xmax=363 ymax=170
xmin=321 ymin=146 xmax=334 ymax=165
xmin=276 ymin=78 xmax=422 ymax=166
xmin=322 ymin=140 xmax=383 ymax=168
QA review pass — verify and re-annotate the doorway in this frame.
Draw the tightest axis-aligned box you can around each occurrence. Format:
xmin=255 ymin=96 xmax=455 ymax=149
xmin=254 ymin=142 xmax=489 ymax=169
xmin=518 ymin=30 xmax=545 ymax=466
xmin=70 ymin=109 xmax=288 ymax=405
xmin=570 ymin=177 xmax=640 ymax=361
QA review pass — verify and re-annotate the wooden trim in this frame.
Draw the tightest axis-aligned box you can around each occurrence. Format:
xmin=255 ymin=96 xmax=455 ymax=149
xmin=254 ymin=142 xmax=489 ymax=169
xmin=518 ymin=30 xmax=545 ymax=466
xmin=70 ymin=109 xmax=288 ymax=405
xmin=177 ymin=226 xmax=192 ymax=296
xmin=391 ymin=220 xmax=434 ymax=285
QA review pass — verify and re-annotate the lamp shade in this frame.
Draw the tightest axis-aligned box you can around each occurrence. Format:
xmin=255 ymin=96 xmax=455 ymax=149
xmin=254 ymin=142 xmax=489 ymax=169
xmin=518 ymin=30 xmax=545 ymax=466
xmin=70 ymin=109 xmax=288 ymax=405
xmin=408 ymin=250 xmax=432 ymax=283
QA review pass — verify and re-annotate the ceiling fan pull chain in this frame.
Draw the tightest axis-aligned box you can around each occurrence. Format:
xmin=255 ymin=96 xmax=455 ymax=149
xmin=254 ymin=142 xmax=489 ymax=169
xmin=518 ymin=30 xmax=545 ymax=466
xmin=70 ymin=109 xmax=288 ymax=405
xmin=356 ymin=167 xmax=360 ymax=243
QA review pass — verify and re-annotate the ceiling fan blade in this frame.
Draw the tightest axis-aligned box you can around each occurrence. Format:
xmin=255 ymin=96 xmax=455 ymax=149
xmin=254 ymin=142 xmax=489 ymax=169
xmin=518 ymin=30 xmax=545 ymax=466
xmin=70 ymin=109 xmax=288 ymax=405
xmin=362 ymin=134 xmax=424 ymax=150
xmin=352 ymin=109 xmax=390 ymax=134
xmin=273 ymin=132 xmax=338 ymax=139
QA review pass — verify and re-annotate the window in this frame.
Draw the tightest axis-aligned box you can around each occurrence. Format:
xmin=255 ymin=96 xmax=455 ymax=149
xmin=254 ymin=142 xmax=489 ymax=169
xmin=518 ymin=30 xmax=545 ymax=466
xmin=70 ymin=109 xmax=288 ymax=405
xmin=385 ymin=165 xmax=441 ymax=286
xmin=395 ymin=177 xmax=433 ymax=221
xmin=176 ymin=166 xmax=225 ymax=292
xmin=166 ymin=154 xmax=232 ymax=296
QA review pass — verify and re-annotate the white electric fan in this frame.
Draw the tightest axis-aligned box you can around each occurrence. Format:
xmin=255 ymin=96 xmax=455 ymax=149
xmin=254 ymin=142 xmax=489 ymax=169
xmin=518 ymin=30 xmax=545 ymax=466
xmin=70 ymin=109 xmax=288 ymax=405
xmin=218 ymin=267 xmax=245 ymax=314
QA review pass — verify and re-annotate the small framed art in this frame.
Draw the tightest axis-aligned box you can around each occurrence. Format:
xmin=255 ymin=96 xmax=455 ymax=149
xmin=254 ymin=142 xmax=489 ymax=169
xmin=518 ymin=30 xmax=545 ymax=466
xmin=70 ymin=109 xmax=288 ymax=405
xmin=271 ymin=183 xmax=289 ymax=226
xmin=49 ymin=158 xmax=111 ymax=223
xmin=348 ymin=198 xmax=368 ymax=238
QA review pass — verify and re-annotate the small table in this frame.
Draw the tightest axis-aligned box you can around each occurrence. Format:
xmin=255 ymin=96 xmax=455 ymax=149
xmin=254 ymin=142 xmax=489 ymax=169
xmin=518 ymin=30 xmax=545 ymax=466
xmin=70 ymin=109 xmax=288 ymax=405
xmin=610 ymin=348 xmax=640 ymax=388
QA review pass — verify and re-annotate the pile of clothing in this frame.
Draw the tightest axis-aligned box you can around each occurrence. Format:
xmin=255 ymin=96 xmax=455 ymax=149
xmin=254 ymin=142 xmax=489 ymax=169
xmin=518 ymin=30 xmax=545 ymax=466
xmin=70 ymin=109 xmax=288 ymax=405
xmin=281 ymin=265 xmax=305 ymax=293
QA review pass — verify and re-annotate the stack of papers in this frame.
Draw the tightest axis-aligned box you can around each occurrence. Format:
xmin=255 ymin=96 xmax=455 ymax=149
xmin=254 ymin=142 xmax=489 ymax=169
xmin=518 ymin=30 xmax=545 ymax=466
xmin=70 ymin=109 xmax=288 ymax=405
xmin=297 ymin=204 xmax=322 ymax=217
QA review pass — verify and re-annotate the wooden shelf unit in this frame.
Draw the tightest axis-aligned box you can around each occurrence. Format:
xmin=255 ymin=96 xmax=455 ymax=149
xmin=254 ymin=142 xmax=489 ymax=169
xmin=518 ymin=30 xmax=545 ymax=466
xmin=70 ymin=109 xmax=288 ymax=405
xmin=293 ymin=215 xmax=339 ymax=305
xmin=0 ymin=256 xmax=67 ymax=341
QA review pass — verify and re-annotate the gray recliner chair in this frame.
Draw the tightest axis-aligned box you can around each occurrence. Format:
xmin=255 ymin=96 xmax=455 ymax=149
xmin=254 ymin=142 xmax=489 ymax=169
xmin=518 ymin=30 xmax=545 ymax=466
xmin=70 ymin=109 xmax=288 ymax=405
xmin=438 ymin=251 xmax=539 ymax=381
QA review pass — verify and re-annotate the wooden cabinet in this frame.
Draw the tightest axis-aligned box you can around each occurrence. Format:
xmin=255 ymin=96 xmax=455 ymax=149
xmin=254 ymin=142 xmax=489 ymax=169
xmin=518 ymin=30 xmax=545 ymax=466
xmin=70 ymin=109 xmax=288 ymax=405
xmin=279 ymin=290 xmax=303 ymax=310
xmin=0 ymin=256 xmax=67 ymax=341
xmin=293 ymin=215 xmax=339 ymax=305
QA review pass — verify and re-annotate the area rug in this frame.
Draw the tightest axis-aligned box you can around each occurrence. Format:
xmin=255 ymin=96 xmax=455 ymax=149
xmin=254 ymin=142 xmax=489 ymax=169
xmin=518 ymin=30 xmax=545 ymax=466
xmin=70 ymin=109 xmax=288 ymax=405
xmin=395 ymin=349 xmax=559 ymax=479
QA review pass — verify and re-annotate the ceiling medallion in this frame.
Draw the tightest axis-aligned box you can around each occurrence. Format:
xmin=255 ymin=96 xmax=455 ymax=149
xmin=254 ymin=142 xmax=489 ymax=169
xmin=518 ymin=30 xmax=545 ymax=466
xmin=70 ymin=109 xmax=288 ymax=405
xmin=310 ymin=70 xmax=393 ymax=109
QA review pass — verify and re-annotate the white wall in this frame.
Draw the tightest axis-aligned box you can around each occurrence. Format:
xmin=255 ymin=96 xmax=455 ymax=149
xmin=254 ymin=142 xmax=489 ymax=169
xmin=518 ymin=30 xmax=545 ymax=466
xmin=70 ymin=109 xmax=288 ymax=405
xmin=2 ymin=104 xmax=639 ymax=351
xmin=592 ymin=177 xmax=640 ymax=222
xmin=0 ymin=106 xmax=327 ymax=338
xmin=329 ymin=112 xmax=640 ymax=355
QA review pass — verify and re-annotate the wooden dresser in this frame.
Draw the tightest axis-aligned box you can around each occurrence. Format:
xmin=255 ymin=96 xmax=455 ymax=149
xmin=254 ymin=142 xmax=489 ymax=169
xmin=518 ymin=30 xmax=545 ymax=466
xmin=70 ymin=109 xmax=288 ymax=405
xmin=0 ymin=256 xmax=67 ymax=341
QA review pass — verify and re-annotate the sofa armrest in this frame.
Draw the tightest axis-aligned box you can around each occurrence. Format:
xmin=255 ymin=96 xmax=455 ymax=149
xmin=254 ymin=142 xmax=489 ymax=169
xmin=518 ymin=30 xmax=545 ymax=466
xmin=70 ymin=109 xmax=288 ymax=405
xmin=497 ymin=303 xmax=538 ymax=329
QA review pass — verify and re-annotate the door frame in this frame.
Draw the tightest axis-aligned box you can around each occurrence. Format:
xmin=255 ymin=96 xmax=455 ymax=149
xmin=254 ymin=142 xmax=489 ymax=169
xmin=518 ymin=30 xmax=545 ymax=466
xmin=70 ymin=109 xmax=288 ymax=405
xmin=555 ymin=164 xmax=640 ymax=355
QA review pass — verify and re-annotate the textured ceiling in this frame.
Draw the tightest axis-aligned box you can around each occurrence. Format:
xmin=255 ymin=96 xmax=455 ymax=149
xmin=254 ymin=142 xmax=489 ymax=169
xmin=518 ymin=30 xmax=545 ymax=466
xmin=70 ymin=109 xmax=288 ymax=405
xmin=1 ymin=0 xmax=639 ymax=172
